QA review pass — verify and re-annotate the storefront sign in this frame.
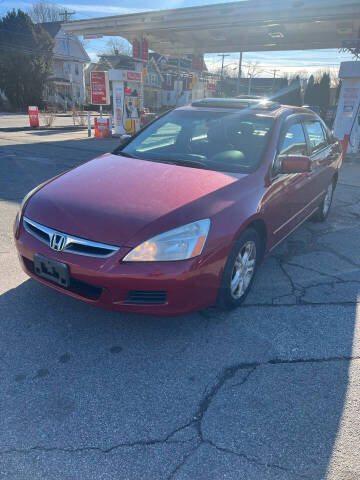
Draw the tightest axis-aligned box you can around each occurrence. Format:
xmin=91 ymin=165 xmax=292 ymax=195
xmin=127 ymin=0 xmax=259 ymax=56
xmin=207 ymin=82 xmax=216 ymax=91
xmin=127 ymin=71 xmax=142 ymax=81
xmin=90 ymin=71 xmax=110 ymax=105
xmin=342 ymin=87 xmax=359 ymax=116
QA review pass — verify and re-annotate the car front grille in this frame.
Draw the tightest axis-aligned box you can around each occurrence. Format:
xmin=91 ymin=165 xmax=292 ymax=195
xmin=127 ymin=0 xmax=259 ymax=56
xmin=23 ymin=216 xmax=120 ymax=258
xmin=125 ymin=290 xmax=167 ymax=305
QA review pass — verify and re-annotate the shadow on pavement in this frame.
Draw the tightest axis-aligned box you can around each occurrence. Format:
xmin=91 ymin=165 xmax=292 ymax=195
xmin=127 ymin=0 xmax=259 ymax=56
xmin=0 ymin=274 xmax=358 ymax=479
xmin=1 ymin=131 xmax=360 ymax=478
xmin=0 ymin=136 xmax=120 ymax=203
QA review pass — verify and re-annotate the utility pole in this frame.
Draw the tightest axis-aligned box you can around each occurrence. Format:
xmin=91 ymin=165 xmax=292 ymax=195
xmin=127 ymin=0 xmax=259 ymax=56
xmin=59 ymin=9 xmax=76 ymax=23
xmin=271 ymin=68 xmax=280 ymax=92
xmin=176 ymin=56 xmax=181 ymax=106
xmin=237 ymin=52 xmax=243 ymax=96
xmin=218 ymin=53 xmax=230 ymax=80
xmin=218 ymin=53 xmax=230 ymax=95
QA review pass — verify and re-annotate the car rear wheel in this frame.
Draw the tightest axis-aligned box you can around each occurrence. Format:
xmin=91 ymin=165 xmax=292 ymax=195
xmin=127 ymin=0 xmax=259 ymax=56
xmin=217 ymin=228 xmax=261 ymax=310
xmin=313 ymin=180 xmax=335 ymax=222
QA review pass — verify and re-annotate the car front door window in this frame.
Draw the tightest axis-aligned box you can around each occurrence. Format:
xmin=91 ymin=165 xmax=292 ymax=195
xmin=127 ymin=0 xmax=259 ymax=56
xmin=304 ymin=120 xmax=328 ymax=154
xmin=273 ymin=122 xmax=307 ymax=175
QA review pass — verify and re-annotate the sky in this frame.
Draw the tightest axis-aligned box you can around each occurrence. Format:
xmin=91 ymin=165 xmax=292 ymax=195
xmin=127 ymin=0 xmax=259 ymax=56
xmin=0 ymin=0 xmax=354 ymax=78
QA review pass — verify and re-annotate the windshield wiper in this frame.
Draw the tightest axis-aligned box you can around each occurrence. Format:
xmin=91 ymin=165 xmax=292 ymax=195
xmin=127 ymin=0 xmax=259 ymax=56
xmin=169 ymin=159 xmax=210 ymax=170
xmin=147 ymin=157 xmax=210 ymax=170
xmin=116 ymin=153 xmax=209 ymax=170
xmin=116 ymin=151 xmax=138 ymax=159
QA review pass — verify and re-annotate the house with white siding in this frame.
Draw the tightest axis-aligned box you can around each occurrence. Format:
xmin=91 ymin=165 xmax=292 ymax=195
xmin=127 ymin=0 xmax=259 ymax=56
xmin=41 ymin=22 xmax=90 ymax=108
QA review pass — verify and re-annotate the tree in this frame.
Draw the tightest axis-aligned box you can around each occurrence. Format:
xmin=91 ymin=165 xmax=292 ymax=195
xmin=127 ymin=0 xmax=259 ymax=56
xmin=98 ymin=37 xmax=132 ymax=57
xmin=244 ymin=61 xmax=262 ymax=95
xmin=304 ymin=74 xmax=315 ymax=105
xmin=335 ymin=79 xmax=342 ymax=103
xmin=28 ymin=1 xmax=68 ymax=23
xmin=304 ymin=71 xmax=331 ymax=113
xmin=0 ymin=9 xmax=54 ymax=109
xmin=318 ymin=72 xmax=330 ymax=114
xmin=283 ymin=75 xmax=302 ymax=106
xmin=273 ymin=76 xmax=289 ymax=103
xmin=245 ymin=61 xmax=262 ymax=79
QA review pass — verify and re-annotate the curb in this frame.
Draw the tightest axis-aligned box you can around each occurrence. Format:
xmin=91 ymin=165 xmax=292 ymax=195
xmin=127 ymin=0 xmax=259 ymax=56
xmin=0 ymin=126 xmax=89 ymax=133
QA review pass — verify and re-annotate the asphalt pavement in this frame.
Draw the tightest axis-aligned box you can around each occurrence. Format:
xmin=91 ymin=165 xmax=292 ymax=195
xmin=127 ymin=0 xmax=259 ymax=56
xmin=0 ymin=124 xmax=359 ymax=480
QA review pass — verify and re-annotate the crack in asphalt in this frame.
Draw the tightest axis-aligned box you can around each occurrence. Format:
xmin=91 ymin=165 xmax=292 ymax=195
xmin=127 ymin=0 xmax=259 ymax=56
xmin=244 ymin=301 xmax=360 ymax=308
xmin=166 ymin=443 xmax=202 ymax=480
xmin=2 ymin=355 xmax=359 ymax=479
xmin=324 ymin=246 xmax=360 ymax=270
xmin=283 ymin=260 xmax=344 ymax=282
xmin=165 ymin=355 xmax=360 ymax=478
xmin=0 ymin=421 xmax=198 ymax=456
xmin=254 ymin=227 xmax=360 ymax=307
xmin=205 ymin=441 xmax=312 ymax=479
xmin=274 ymin=257 xmax=303 ymax=304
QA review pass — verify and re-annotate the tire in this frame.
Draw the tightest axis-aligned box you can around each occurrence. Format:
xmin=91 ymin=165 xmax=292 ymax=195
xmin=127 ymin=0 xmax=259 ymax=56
xmin=312 ymin=178 xmax=335 ymax=222
xmin=216 ymin=228 xmax=262 ymax=310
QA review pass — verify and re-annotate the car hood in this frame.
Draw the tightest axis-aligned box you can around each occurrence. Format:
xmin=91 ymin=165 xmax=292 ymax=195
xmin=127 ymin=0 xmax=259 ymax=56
xmin=25 ymin=153 xmax=242 ymax=246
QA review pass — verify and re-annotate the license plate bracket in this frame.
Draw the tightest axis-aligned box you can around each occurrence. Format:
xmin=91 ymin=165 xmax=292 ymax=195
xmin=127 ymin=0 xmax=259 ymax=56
xmin=33 ymin=254 xmax=70 ymax=288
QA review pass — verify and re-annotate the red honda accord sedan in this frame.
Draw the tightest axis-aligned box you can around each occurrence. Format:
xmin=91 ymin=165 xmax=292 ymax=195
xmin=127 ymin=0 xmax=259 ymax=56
xmin=14 ymin=98 xmax=342 ymax=316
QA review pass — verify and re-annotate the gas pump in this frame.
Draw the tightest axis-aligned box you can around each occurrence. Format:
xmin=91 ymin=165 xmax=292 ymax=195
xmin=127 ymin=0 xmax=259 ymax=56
xmin=108 ymin=69 xmax=144 ymax=136
xmin=333 ymin=61 xmax=360 ymax=155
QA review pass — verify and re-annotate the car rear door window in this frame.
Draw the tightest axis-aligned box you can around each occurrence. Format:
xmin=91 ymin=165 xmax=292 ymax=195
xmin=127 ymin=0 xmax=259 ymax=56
xmin=304 ymin=121 xmax=328 ymax=154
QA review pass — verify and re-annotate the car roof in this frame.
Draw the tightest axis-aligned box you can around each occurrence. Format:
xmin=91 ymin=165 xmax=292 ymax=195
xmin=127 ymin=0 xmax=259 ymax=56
xmin=179 ymin=97 xmax=316 ymax=119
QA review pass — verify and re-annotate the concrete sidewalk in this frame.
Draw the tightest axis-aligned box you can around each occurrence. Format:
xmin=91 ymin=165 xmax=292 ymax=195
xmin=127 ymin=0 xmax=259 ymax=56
xmin=0 ymin=111 xmax=111 ymax=131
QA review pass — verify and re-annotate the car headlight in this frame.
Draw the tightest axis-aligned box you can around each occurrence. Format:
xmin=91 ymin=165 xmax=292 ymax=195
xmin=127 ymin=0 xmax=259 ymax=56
xmin=123 ymin=219 xmax=211 ymax=262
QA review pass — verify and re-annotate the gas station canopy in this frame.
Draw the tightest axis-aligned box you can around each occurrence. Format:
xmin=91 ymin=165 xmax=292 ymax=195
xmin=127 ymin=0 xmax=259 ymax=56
xmin=63 ymin=0 xmax=360 ymax=55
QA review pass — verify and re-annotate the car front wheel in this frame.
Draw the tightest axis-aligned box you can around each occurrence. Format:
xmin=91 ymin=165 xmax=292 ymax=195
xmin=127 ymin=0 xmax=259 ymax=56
xmin=217 ymin=228 xmax=261 ymax=310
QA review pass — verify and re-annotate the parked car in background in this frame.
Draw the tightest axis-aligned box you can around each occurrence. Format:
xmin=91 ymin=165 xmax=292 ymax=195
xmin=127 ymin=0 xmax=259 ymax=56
xmin=14 ymin=98 xmax=342 ymax=316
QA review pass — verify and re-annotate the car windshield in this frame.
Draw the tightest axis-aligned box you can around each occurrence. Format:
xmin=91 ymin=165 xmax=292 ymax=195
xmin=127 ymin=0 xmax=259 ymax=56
xmin=115 ymin=109 xmax=274 ymax=173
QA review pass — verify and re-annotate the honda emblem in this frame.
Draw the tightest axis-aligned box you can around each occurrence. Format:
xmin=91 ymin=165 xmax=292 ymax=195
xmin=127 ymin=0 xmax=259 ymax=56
xmin=50 ymin=233 xmax=66 ymax=251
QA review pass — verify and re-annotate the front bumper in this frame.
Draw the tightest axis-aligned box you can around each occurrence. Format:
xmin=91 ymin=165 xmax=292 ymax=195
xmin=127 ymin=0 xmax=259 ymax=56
xmin=15 ymin=222 xmax=223 ymax=316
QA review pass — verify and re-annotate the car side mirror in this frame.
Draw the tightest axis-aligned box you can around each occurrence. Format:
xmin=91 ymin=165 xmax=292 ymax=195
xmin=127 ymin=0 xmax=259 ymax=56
xmin=281 ymin=154 xmax=311 ymax=174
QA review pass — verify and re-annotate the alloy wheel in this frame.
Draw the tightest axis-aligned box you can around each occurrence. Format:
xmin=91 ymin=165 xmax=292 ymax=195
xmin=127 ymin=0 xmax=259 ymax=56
xmin=230 ymin=240 xmax=257 ymax=299
xmin=323 ymin=183 xmax=333 ymax=216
